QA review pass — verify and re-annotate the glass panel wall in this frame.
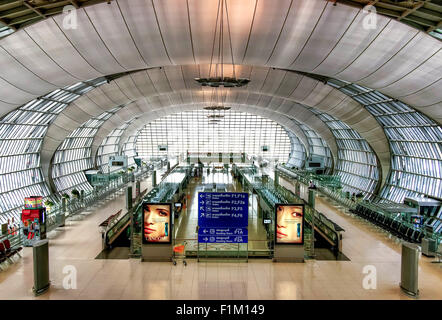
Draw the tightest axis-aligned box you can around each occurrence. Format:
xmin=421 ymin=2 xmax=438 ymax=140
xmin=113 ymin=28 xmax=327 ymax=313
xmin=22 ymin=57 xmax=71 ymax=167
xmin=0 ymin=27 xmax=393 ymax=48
xmin=328 ymin=79 xmax=442 ymax=202
xmin=0 ymin=78 xmax=107 ymax=223
xmin=285 ymin=130 xmax=306 ymax=168
xmin=136 ymin=110 xmax=292 ymax=163
xmin=308 ymin=109 xmax=379 ymax=199
xmin=290 ymin=119 xmax=332 ymax=172
xmin=52 ymin=107 xmax=123 ymax=195
xmin=97 ymin=119 xmax=136 ymax=173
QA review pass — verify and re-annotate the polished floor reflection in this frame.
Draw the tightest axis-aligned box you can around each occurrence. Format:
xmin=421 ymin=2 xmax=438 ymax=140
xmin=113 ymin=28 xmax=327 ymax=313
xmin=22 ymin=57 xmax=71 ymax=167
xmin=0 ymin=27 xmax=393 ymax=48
xmin=0 ymin=171 xmax=440 ymax=300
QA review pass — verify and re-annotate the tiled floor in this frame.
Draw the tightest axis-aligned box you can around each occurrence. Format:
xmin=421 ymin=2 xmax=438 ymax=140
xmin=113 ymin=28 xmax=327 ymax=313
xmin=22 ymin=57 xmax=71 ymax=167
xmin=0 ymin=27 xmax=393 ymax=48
xmin=0 ymin=172 xmax=440 ymax=300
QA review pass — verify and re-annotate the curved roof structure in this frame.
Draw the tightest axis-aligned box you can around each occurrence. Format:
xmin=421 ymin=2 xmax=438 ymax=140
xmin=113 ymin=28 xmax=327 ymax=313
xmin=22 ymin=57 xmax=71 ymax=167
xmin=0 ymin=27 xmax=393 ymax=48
xmin=0 ymin=0 xmax=441 ymax=221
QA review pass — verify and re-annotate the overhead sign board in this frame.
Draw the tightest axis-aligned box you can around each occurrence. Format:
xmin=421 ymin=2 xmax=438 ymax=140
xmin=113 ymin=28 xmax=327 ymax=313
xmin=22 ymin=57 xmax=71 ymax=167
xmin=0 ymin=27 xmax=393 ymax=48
xmin=198 ymin=192 xmax=248 ymax=243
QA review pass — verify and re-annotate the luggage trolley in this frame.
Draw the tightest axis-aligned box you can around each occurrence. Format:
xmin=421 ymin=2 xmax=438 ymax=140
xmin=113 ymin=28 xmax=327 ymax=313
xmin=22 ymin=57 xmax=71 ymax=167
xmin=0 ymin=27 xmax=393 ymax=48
xmin=173 ymin=241 xmax=187 ymax=266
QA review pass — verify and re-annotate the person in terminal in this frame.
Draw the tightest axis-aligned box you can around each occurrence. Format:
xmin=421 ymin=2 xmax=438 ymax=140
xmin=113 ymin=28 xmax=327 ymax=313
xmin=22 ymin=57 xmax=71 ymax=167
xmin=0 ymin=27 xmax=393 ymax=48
xmin=276 ymin=205 xmax=303 ymax=244
xmin=143 ymin=204 xmax=171 ymax=243
xmin=308 ymin=180 xmax=316 ymax=189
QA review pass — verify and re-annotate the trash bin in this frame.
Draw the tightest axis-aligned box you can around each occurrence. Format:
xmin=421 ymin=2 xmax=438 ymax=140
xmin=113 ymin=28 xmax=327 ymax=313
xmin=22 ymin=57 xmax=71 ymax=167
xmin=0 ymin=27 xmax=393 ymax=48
xmin=421 ymin=238 xmax=437 ymax=257
xmin=400 ymin=243 xmax=420 ymax=297
xmin=33 ymin=239 xmax=50 ymax=296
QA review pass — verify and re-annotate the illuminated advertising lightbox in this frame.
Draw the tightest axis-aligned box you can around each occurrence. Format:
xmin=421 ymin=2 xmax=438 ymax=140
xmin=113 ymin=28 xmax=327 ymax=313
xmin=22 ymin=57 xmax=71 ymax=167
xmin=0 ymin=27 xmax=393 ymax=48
xmin=275 ymin=204 xmax=304 ymax=245
xmin=142 ymin=203 xmax=172 ymax=244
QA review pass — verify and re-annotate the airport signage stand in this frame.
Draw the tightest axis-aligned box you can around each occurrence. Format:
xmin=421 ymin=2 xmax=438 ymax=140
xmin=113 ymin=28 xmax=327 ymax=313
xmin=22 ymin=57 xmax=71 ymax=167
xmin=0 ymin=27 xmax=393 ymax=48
xmin=32 ymin=239 xmax=50 ymax=296
xmin=22 ymin=197 xmax=47 ymax=247
xmin=142 ymin=242 xmax=173 ymax=262
xmin=197 ymin=192 xmax=248 ymax=261
xmin=273 ymin=204 xmax=305 ymax=263
xmin=308 ymin=189 xmax=316 ymax=258
xmin=141 ymin=202 xmax=173 ymax=262
xmin=400 ymin=243 xmax=420 ymax=298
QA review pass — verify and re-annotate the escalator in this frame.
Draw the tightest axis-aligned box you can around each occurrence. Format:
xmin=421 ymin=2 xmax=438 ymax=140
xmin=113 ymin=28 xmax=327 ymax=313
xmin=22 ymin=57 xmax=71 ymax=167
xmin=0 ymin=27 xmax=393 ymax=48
xmin=101 ymin=166 xmax=192 ymax=256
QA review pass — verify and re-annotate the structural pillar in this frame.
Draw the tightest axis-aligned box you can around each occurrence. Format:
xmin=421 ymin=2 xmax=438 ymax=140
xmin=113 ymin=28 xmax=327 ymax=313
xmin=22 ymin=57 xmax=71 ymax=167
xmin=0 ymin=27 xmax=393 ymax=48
xmin=126 ymin=186 xmax=133 ymax=210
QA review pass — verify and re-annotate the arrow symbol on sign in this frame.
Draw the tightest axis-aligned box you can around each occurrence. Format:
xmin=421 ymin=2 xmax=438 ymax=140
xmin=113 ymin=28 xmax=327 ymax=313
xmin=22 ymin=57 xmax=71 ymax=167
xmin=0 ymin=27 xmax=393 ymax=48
xmin=204 ymin=237 xmax=208 ymax=241
xmin=203 ymin=229 xmax=208 ymax=233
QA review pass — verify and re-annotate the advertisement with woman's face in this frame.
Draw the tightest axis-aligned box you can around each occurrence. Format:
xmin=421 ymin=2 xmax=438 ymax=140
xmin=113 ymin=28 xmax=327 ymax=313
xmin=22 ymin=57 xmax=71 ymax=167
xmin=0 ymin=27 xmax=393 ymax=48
xmin=275 ymin=204 xmax=304 ymax=244
xmin=142 ymin=203 xmax=172 ymax=244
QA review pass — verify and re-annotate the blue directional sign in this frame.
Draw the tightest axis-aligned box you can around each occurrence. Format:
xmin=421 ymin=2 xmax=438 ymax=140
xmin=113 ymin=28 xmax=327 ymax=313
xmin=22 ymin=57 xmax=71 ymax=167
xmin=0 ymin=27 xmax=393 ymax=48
xmin=198 ymin=235 xmax=247 ymax=243
xmin=198 ymin=192 xmax=248 ymax=228
xmin=198 ymin=192 xmax=248 ymax=243
xmin=198 ymin=227 xmax=248 ymax=236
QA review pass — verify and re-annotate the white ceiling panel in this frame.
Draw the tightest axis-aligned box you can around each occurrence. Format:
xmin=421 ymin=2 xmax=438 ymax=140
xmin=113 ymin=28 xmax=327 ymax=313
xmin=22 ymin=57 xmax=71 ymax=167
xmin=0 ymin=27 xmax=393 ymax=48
xmin=291 ymin=2 xmax=359 ymax=71
xmin=313 ymin=11 xmax=389 ymax=76
xmin=153 ymin=0 xmax=194 ymax=65
xmin=290 ymin=76 xmax=317 ymax=102
xmin=164 ymin=66 xmax=187 ymax=92
xmin=266 ymin=0 xmax=326 ymax=67
xmin=130 ymin=71 xmax=157 ymax=97
xmin=0 ymin=46 xmax=56 ymax=95
xmin=188 ymin=0 xmax=219 ymax=64
xmin=147 ymin=67 xmax=172 ymax=94
xmin=223 ymin=0 xmax=255 ymax=65
xmin=402 ymin=77 xmax=442 ymax=107
xmin=359 ymin=33 xmax=441 ymax=89
xmin=274 ymin=72 xmax=302 ymax=98
xmin=242 ymin=0 xmax=291 ymax=66
xmin=98 ymin=82 xmax=129 ymax=106
xmin=114 ymin=77 xmax=143 ymax=100
xmin=71 ymin=100 xmax=103 ymax=118
xmin=84 ymin=1 xmax=147 ymax=70
xmin=83 ymin=87 xmax=116 ymax=111
xmin=0 ymin=101 xmax=20 ymax=118
xmin=0 ymin=76 xmax=36 ymax=106
xmin=25 ymin=19 xmax=102 ymax=81
xmin=336 ymin=22 xmax=418 ymax=82
xmin=302 ymin=82 xmax=334 ymax=107
xmin=260 ymin=68 xmax=286 ymax=95
xmin=381 ymin=50 xmax=442 ymax=99
xmin=117 ymin=0 xmax=171 ymax=66
xmin=52 ymin=9 xmax=125 ymax=75
xmin=246 ymin=66 xmax=269 ymax=91
xmin=0 ymin=30 xmax=77 ymax=87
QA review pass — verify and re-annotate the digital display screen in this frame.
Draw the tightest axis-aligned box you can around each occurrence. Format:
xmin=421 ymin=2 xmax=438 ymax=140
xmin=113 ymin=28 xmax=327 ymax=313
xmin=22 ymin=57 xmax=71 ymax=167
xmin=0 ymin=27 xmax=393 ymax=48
xmin=264 ymin=219 xmax=271 ymax=224
xmin=275 ymin=204 xmax=304 ymax=245
xmin=111 ymin=161 xmax=124 ymax=166
xmin=308 ymin=162 xmax=321 ymax=168
xmin=174 ymin=203 xmax=182 ymax=208
xmin=142 ymin=203 xmax=172 ymax=244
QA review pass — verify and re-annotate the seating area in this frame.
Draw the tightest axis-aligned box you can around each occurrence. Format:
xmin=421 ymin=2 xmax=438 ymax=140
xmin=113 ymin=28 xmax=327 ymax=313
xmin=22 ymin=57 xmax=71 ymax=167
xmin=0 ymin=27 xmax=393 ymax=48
xmin=350 ymin=205 xmax=424 ymax=244
xmin=0 ymin=239 xmax=22 ymax=271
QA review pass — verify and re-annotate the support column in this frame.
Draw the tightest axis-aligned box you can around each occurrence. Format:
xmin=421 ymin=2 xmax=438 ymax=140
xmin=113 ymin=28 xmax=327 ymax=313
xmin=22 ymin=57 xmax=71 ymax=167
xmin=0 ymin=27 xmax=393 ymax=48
xmin=126 ymin=186 xmax=133 ymax=210
xmin=152 ymin=170 xmax=157 ymax=187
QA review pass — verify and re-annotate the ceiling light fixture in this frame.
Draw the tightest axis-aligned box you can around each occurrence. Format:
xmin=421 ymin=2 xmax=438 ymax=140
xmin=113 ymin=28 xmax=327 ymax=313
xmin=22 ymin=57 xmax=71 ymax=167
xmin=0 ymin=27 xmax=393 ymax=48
xmin=195 ymin=0 xmax=249 ymax=88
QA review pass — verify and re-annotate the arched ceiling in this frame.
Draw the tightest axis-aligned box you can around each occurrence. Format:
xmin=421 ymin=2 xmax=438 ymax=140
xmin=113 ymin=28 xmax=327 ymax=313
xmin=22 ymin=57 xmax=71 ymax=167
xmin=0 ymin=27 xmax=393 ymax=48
xmin=0 ymin=0 xmax=440 ymax=124
xmin=40 ymin=98 xmax=338 ymax=186
xmin=93 ymin=103 xmax=313 ymax=162
xmin=38 ymin=65 xmax=391 ymax=188
xmin=0 ymin=0 xmax=441 ymax=199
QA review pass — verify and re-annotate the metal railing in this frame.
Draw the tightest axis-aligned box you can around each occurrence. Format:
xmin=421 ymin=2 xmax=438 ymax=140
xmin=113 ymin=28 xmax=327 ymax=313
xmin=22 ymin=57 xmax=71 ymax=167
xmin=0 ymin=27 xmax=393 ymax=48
xmin=277 ymin=165 xmax=442 ymax=246
xmin=234 ymin=165 xmax=342 ymax=252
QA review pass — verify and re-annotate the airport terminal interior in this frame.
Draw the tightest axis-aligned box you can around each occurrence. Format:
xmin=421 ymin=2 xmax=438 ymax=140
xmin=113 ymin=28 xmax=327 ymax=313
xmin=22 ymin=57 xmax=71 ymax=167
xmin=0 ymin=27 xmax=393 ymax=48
xmin=0 ymin=0 xmax=441 ymax=300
